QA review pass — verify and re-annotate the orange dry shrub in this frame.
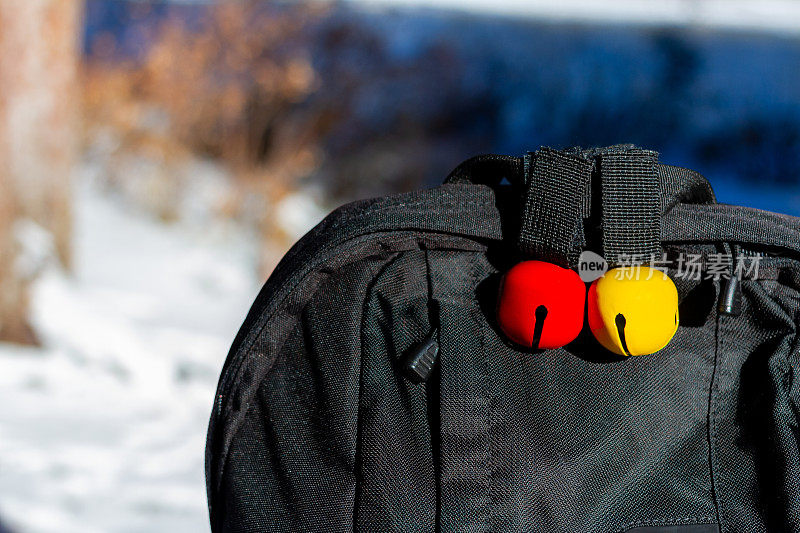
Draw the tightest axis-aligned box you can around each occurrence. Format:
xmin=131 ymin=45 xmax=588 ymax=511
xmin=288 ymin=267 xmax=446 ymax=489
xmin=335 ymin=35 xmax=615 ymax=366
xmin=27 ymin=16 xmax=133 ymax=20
xmin=82 ymin=62 xmax=193 ymax=221
xmin=82 ymin=1 xmax=324 ymax=268
xmin=143 ymin=3 xmax=318 ymax=163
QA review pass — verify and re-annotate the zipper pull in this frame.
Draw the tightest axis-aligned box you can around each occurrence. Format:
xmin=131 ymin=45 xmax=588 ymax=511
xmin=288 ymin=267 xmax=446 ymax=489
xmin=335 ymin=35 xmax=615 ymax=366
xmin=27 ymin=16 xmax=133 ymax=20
xmin=718 ymin=274 xmax=742 ymax=316
xmin=718 ymin=244 xmax=742 ymax=316
xmin=402 ymin=328 xmax=439 ymax=384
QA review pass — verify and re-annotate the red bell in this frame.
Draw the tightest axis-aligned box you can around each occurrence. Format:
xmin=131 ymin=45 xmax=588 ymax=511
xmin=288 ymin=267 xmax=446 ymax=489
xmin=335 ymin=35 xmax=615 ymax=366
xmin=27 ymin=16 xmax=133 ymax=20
xmin=496 ymin=260 xmax=585 ymax=349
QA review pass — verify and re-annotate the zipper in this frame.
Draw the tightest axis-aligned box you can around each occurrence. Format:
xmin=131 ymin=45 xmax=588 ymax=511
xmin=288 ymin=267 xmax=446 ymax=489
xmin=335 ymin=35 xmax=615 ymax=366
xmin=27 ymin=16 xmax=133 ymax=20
xmin=717 ymin=244 xmax=767 ymax=316
xmin=401 ymin=328 xmax=440 ymax=384
xmin=718 ymin=244 xmax=742 ymax=317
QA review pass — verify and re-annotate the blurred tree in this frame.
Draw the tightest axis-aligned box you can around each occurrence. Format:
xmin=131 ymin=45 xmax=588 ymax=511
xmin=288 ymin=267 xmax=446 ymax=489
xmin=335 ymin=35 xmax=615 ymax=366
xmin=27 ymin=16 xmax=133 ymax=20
xmin=0 ymin=0 xmax=81 ymax=344
xmin=83 ymin=1 xmax=322 ymax=273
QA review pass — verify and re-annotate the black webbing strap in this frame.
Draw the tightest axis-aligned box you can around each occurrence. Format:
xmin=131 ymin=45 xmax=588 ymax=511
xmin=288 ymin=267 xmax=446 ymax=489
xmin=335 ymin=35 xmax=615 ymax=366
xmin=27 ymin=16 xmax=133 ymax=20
xmin=518 ymin=148 xmax=592 ymax=267
xmin=599 ymin=148 xmax=661 ymax=266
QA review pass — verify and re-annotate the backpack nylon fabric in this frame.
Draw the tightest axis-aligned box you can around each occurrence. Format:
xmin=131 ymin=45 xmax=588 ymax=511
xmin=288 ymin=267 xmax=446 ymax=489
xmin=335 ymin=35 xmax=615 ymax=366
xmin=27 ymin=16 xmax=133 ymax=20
xmin=207 ymin=146 xmax=800 ymax=532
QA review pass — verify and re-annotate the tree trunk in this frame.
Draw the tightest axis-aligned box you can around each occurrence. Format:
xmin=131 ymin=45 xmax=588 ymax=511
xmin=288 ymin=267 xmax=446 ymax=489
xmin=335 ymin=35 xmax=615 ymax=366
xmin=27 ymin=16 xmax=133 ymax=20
xmin=0 ymin=0 xmax=81 ymax=344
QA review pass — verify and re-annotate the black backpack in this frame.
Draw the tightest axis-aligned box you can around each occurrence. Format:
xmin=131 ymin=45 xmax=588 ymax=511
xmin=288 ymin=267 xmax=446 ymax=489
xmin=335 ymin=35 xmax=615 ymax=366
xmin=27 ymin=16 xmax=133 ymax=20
xmin=206 ymin=145 xmax=800 ymax=532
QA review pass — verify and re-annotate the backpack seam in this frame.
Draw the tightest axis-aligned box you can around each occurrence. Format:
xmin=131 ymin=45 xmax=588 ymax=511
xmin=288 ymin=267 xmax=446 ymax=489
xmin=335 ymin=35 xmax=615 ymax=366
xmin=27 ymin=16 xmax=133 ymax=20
xmin=708 ymin=286 xmax=724 ymax=530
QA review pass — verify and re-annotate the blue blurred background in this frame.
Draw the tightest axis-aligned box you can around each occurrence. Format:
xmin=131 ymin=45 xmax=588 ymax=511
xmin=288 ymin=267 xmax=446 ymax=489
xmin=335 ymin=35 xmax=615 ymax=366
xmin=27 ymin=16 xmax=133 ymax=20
xmin=83 ymin=0 xmax=800 ymax=211
xmin=1 ymin=1 xmax=800 ymax=531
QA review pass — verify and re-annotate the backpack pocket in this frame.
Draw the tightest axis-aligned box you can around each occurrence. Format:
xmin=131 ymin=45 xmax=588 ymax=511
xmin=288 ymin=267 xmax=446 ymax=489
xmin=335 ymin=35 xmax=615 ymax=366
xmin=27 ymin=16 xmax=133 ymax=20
xmin=710 ymin=264 xmax=800 ymax=532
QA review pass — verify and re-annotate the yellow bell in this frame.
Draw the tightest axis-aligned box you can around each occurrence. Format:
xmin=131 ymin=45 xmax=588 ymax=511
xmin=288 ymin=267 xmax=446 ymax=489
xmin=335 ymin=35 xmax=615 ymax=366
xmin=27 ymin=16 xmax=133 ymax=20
xmin=587 ymin=266 xmax=679 ymax=356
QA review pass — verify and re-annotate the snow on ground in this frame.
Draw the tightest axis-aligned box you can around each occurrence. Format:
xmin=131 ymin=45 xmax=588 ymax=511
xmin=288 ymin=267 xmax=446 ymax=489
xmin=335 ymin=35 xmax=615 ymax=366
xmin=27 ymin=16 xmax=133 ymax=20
xmin=352 ymin=0 xmax=800 ymax=35
xmin=0 ymin=173 xmax=261 ymax=532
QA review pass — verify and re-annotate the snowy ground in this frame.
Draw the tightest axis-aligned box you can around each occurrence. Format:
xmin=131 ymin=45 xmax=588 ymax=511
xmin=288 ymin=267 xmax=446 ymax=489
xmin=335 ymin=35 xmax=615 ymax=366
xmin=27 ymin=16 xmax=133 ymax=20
xmin=0 ymin=175 xmax=261 ymax=532
xmin=353 ymin=0 xmax=800 ymax=35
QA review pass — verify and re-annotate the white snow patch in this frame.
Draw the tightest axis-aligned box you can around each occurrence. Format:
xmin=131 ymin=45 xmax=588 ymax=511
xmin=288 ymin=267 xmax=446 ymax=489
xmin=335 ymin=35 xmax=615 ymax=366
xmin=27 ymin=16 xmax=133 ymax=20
xmin=275 ymin=190 xmax=327 ymax=243
xmin=350 ymin=0 xmax=800 ymax=35
xmin=0 ymin=174 xmax=260 ymax=532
